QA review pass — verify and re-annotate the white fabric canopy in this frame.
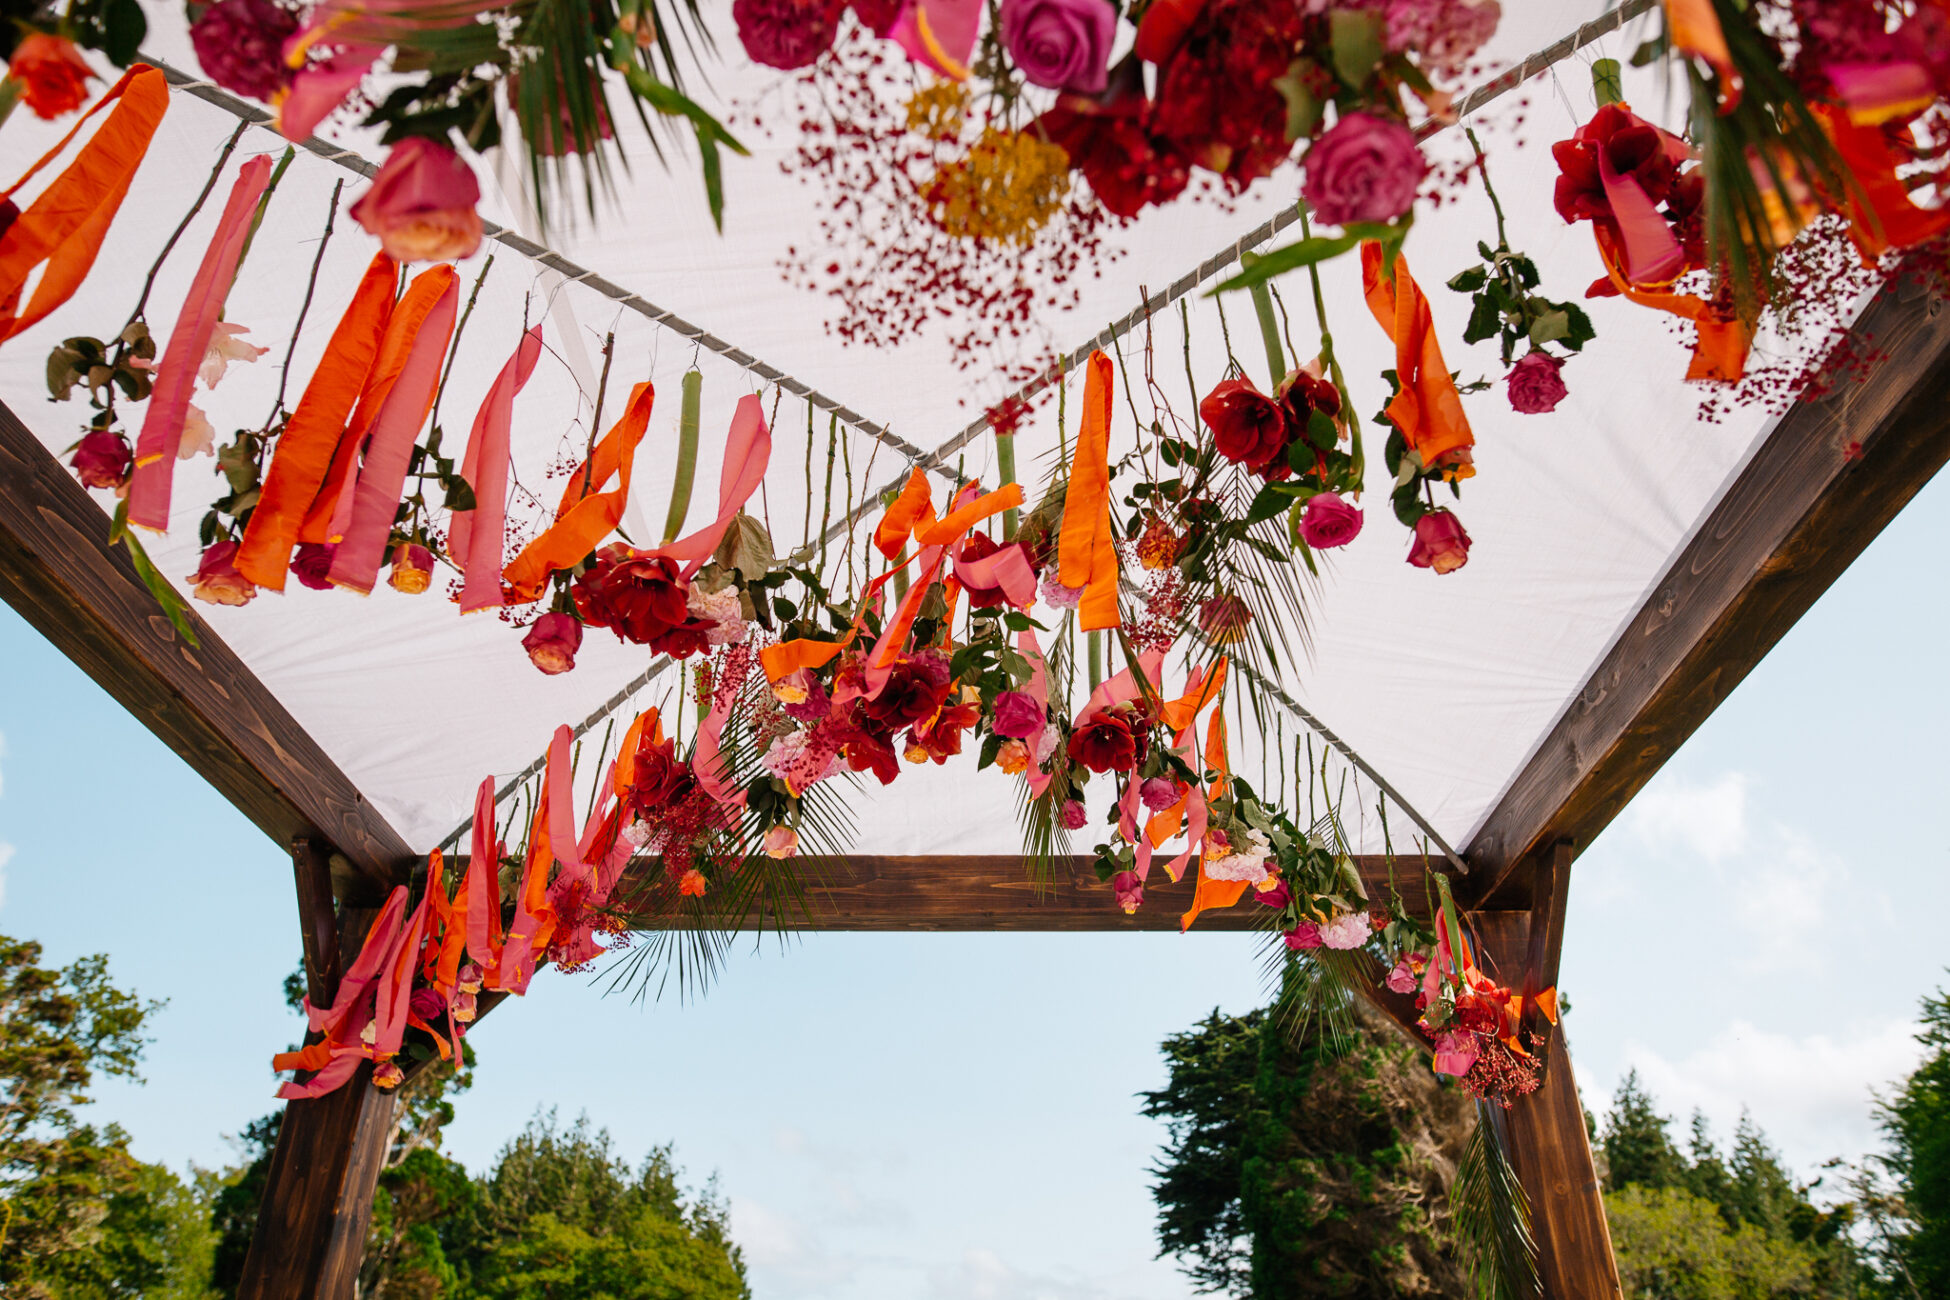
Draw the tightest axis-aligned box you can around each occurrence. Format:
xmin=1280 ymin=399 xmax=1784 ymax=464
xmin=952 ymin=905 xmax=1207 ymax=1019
xmin=0 ymin=1 xmax=1808 ymax=861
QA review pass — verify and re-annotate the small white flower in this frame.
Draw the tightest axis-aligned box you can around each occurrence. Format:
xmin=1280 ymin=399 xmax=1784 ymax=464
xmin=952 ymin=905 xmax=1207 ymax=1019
xmin=178 ymin=404 xmax=215 ymax=460
xmin=1032 ymin=721 xmax=1062 ymax=767
xmin=199 ymin=321 xmax=268 ymax=389
xmin=1202 ymin=828 xmax=1272 ymax=883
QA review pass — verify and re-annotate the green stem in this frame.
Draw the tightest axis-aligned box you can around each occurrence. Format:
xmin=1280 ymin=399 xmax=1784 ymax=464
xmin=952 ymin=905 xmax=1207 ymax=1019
xmin=581 ymin=332 xmax=616 ymax=499
xmin=1299 ymin=210 xmax=1363 ymax=490
xmin=1243 ymin=254 xmax=1287 ymax=392
xmin=663 ymin=368 xmax=702 ymax=543
xmin=0 ymin=78 xmax=21 ymax=131
xmin=996 ymin=433 xmax=1018 ymax=539
xmin=227 ymin=146 xmax=296 ymax=306
xmin=1087 ymin=629 xmax=1102 ymax=692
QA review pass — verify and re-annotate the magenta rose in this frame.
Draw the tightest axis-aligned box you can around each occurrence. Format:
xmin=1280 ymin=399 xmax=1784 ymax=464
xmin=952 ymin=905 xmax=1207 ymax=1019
xmin=70 ymin=428 xmax=132 ymax=491
xmin=1112 ymin=869 xmax=1143 ymax=914
xmin=734 ymin=0 xmax=842 ymax=70
xmin=1507 ymin=352 xmax=1568 ymax=414
xmin=1407 ymin=509 xmax=1471 ymax=574
xmin=523 ymin=612 xmax=583 ymax=675
xmin=1301 ymin=111 xmax=1428 ymax=227
xmin=992 ymin=690 xmax=1046 ymax=739
xmin=1139 ymin=776 xmax=1180 ymax=811
xmin=1060 ymin=799 xmax=1089 ymax=831
xmin=1000 ymin=0 xmax=1116 ymax=94
xmin=1385 ymin=957 xmax=1418 ymax=995
xmin=1298 ymin=493 xmax=1362 ymax=550
xmin=291 ymin=542 xmax=337 ymax=591
xmin=1283 ymin=921 xmax=1323 ymax=951
xmin=190 ymin=0 xmax=298 ymax=102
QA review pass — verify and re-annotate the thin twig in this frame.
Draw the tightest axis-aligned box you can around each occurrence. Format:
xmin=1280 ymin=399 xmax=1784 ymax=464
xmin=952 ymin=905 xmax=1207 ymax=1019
xmin=430 ymin=254 xmax=497 ymax=435
xmin=266 ymin=179 xmax=343 ymax=430
xmin=124 ymin=120 xmax=248 ymax=331
xmin=581 ymin=331 xmax=616 ymax=498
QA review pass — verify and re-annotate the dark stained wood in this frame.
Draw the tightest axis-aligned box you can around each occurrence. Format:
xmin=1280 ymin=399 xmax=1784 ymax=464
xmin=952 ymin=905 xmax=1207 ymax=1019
xmin=239 ymin=905 xmax=396 ymax=1300
xmin=590 ymin=853 xmax=1439 ymax=931
xmin=1466 ymin=270 xmax=1950 ymax=907
xmin=1525 ymin=842 xmax=1573 ymax=1082
xmin=293 ymin=839 xmax=341 ymax=1008
xmin=1490 ymin=1035 xmax=1624 ymax=1300
xmin=0 ymin=402 xmax=413 ymax=895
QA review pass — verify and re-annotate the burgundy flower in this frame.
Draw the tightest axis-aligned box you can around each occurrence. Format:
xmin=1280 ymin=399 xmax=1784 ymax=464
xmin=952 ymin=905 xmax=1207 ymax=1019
xmin=849 ymin=0 xmax=902 ymax=35
xmin=522 ymin=612 xmax=583 ymax=675
xmin=1152 ymin=0 xmax=1302 ymax=186
xmin=292 ymin=542 xmax=336 ymax=591
xmin=1112 ymin=869 xmax=1143 ymax=913
xmin=991 ymin=690 xmax=1046 ymax=739
xmin=1200 ymin=377 xmax=1287 ymax=470
xmin=190 ymin=0 xmax=299 ymax=102
xmin=1278 ymin=369 xmax=1341 ymax=436
xmin=999 ymin=0 xmax=1116 ymax=94
xmin=1407 ymin=509 xmax=1471 ymax=574
xmin=733 ymin=0 xmax=843 ymax=70
xmin=1551 ymin=103 xmax=1679 ymax=226
xmin=864 ymin=652 xmax=952 ymax=729
xmin=832 ymin=711 xmax=901 ymax=785
xmin=651 ymin=619 xmax=714 ymax=660
xmin=188 ymin=540 xmax=256 ymax=607
xmin=1033 ymin=60 xmax=1191 ymax=219
xmin=1301 ymin=111 xmax=1428 ymax=227
xmin=629 ymin=733 xmax=695 ymax=813
xmin=408 ymin=986 xmax=444 ymax=1020
xmin=1506 ymin=352 xmax=1568 ymax=415
xmin=70 ymin=428 xmax=132 ymax=491
xmin=1297 ymin=493 xmax=1362 ymax=550
xmin=1197 ymin=594 xmax=1252 ymax=645
xmin=1253 ymin=879 xmax=1290 ymax=908
xmin=1060 ymin=799 xmax=1089 ymax=830
xmin=573 ymin=545 xmax=691 ymax=647
xmin=1139 ymin=776 xmax=1180 ymax=811
xmin=1068 ymin=709 xmax=1138 ymax=773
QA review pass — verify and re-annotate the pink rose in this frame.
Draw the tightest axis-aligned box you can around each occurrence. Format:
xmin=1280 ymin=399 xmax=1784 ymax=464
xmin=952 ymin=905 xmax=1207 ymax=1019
xmin=188 ymin=541 xmax=256 ymax=607
xmin=1111 ymin=869 xmax=1143 ymax=914
xmin=523 ymin=612 xmax=583 ymax=675
xmin=1301 ymin=111 xmax=1427 ymax=227
xmin=1507 ymin=352 xmax=1568 ymax=414
xmin=408 ymin=986 xmax=444 ymax=1020
xmin=1298 ymin=492 xmax=1362 ymax=549
xmin=1432 ymin=1028 xmax=1480 ymax=1078
xmin=992 ymin=690 xmax=1046 ymax=739
xmin=1060 ymin=799 xmax=1089 ymax=831
xmin=70 ymin=428 xmax=132 ymax=491
xmin=1385 ymin=957 xmax=1418 ymax=995
xmin=1252 ymin=879 xmax=1290 ymax=908
xmin=349 ymin=137 xmax=483 ymax=264
xmin=764 ymin=825 xmax=799 ymax=858
xmin=1283 ymin=921 xmax=1323 ymax=951
xmin=291 ymin=542 xmax=336 ymax=591
xmin=1139 ymin=777 xmax=1180 ymax=811
xmin=1407 ymin=509 xmax=1471 ymax=575
xmin=999 ymin=0 xmax=1116 ymax=94
xmin=734 ymin=0 xmax=842 ymax=70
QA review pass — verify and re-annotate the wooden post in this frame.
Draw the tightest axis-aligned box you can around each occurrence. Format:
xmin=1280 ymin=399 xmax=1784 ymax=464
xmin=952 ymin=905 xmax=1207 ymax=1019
xmin=236 ymin=852 xmax=396 ymax=1300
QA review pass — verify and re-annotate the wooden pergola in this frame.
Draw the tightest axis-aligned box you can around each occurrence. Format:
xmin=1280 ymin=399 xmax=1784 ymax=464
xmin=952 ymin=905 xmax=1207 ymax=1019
xmin=5 ymin=260 xmax=1945 ymax=1295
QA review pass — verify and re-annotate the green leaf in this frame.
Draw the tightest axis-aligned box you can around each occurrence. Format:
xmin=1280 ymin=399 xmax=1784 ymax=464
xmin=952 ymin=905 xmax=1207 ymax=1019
xmin=1527 ymin=309 xmax=1570 ymax=347
xmin=442 ymin=476 xmax=478 ymax=511
xmin=115 ymin=514 xmax=200 ymax=649
xmin=1272 ymin=59 xmax=1323 ymax=141
xmin=1209 ymin=234 xmax=1360 ymax=294
xmin=977 ymin=733 xmax=1004 ymax=772
xmin=1463 ymin=294 xmax=1503 ymax=345
xmin=1307 ymin=408 xmax=1338 ymax=451
xmin=1560 ymin=302 xmax=1597 ymax=349
xmin=101 ymin=0 xmax=147 ymax=67
xmin=1329 ymin=10 xmax=1386 ymax=90
xmin=1446 ymin=266 xmax=1488 ymax=293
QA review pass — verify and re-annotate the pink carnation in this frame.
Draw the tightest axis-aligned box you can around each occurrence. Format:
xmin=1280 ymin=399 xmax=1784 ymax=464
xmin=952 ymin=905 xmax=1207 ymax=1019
xmin=1301 ymin=111 xmax=1427 ymax=227
xmin=1319 ymin=911 xmax=1372 ymax=950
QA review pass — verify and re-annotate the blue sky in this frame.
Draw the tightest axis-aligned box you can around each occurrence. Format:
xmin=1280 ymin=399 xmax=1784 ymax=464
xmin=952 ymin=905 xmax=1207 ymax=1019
xmin=4 ymin=471 xmax=1948 ymax=1298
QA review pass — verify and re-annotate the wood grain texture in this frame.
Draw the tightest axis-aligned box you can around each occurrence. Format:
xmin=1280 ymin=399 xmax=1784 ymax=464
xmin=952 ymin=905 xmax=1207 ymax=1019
xmin=587 ymin=853 xmax=1436 ymax=931
xmin=0 ymin=402 xmax=413 ymax=893
xmin=1466 ymin=271 xmax=1950 ymax=906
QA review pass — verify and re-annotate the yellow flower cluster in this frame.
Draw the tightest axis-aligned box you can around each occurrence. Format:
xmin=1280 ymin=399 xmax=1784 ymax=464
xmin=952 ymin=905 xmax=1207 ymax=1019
xmin=905 ymin=82 xmax=968 ymax=142
xmin=924 ymin=127 xmax=1072 ymax=247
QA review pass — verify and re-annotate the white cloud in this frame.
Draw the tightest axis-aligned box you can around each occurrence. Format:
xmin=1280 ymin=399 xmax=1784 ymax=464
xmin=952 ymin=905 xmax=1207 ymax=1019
xmin=1630 ymin=770 xmax=1750 ymax=863
xmin=1614 ymin=1018 xmax=1923 ymax=1174
xmin=731 ymin=1197 xmax=865 ymax=1292
xmin=925 ymin=1248 xmax=1136 ymax=1300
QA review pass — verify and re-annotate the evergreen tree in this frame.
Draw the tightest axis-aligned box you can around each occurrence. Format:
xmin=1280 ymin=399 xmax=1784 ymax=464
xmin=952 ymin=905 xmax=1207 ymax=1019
xmin=1880 ymin=980 xmax=1950 ymax=1293
xmin=1600 ymin=1071 xmax=1686 ymax=1193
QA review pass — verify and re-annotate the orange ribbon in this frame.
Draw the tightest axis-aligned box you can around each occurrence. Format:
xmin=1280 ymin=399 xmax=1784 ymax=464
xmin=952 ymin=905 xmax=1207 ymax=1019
xmin=1594 ymin=226 xmax=1752 ymax=382
xmin=1664 ymin=0 xmax=1739 ymax=112
xmin=1361 ymin=243 xmax=1475 ymax=478
xmin=1058 ymin=350 xmax=1121 ymax=631
xmin=236 ymin=252 xmax=398 ymax=589
xmin=1179 ymin=700 xmax=1242 ymax=932
xmin=1814 ymin=103 xmax=1950 ymax=261
xmin=0 ymin=65 xmax=168 ymax=345
xmin=501 ymin=382 xmax=656 ymax=603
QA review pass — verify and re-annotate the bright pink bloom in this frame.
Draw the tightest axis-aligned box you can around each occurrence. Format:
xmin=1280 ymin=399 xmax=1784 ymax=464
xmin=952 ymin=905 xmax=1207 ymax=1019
xmin=1385 ymin=957 xmax=1418 ymax=995
xmin=1432 ymin=1029 xmax=1480 ymax=1077
xmin=1302 ymin=111 xmax=1427 ymax=227
xmin=523 ymin=612 xmax=583 ymax=675
xmin=1111 ymin=868 xmax=1143 ymax=913
xmin=1298 ymin=492 xmax=1362 ymax=549
xmin=349 ymin=137 xmax=483 ymax=264
xmin=1060 ymin=799 xmax=1089 ymax=831
xmin=992 ymin=690 xmax=1046 ymax=739
xmin=71 ymin=428 xmax=132 ymax=491
xmin=1283 ymin=921 xmax=1323 ymax=950
xmin=1407 ymin=509 xmax=1471 ymax=574
xmin=1507 ymin=352 xmax=1568 ymax=414
xmin=1139 ymin=777 xmax=1179 ymax=811
xmin=999 ymin=0 xmax=1116 ymax=94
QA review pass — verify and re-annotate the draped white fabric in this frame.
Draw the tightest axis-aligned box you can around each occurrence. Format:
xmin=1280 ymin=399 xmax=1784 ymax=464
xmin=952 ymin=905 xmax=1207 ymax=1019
xmin=0 ymin=1 xmax=1804 ymax=859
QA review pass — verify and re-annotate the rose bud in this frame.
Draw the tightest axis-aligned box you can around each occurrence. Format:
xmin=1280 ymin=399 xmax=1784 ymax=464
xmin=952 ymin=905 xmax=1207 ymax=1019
xmin=8 ymin=34 xmax=94 ymax=121
xmin=386 ymin=543 xmax=435 ymax=594
xmin=349 ymin=136 xmax=484 ymax=264
xmin=187 ymin=540 xmax=256 ymax=607
xmin=1060 ymin=799 xmax=1089 ymax=831
xmin=70 ymin=427 xmax=132 ymax=491
xmin=1407 ymin=509 xmax=1472 ymax=575
xmin=372 ymin=1060 xmax=405 ymax=1089
xmin=1112 ymin=869 xmax=1143 ymax=914
xmin=522 ymin=611 xmax=583 ymax=675
xmin=1297 ymin=492 xmax=1362 ymax=550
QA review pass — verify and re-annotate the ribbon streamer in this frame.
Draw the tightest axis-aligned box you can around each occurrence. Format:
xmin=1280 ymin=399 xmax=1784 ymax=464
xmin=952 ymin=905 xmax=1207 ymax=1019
xmin=500 ymin=382 xmax=656 ymax=602
xmin=1058 ymin=350 xmax=1122 ymax=631
xmin=1360 ymin=243 xmax=1475 ymax=477
xmin=451 ymin=324 xmax=544 ymax=611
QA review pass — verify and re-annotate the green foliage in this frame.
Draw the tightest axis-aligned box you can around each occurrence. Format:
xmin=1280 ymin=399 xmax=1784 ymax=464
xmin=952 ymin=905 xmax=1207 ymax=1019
xmin=1608 ymin=1184 xmax=1817 ymax=1300
xmin=1603 ymin=1070 xmax=1689 ymax=1194
xmin=1878 ymin=979 xmax=1950 ymax=1294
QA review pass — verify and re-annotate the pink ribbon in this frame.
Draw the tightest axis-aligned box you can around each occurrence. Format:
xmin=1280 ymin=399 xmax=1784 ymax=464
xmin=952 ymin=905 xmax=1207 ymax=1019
xmin=277 ymin=883 xmax=408 ymax=1100
xmin=641 ymin=393 xmax=772 ymax=580
xmin=452 ymin=324 xmax=542 ymax=612
xmin=953 ymin=542 xmax=1038 ymax=607
xmin=891 ymin=0 xmax=983 ymax=78
xmin=1598 ymin=144 xmax=1686 ymax=287
xmin=465 ymin=776 xmax=500 ymax=968
xmin=128 ymin=155 xmax=273 ymax=531
xmin=1019 ymin=630 xmax=1054 ymax=799
xmin=371 ymin=888 xmax=430 ymax=1059
xmin=327 ymin=274 xmax=458 ymax=592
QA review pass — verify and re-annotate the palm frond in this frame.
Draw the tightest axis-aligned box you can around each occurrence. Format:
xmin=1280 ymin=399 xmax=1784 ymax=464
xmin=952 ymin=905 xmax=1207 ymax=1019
xmin=1453 ymin=1104 xmax=1541 ymax=1300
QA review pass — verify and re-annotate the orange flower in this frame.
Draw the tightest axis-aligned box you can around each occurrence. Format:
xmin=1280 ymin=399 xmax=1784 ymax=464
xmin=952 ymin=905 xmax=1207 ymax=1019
xmin=678 ymin=868 xmax=708 ymax=897
xmin=8 ymin=35 xmax=95 ymax=121
xmin=996 ymin=738 xmax=1030 ymax=775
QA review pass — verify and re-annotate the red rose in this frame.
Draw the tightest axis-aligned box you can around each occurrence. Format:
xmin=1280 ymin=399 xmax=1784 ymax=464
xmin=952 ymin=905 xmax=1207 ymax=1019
xmin=1407 ymin=509 xmax=1471 ymax=575
xmin=733 ymin=0 xmax=842 ymax=69
xmin=187 ymin=540 xmax=256 ymax=607
xmin=629 ymin=733 xmax=695 ymax=813
xmin=832 ymin=710 xmax=901 ymax=785
xmin=1068 ymin=709 xmax=1138 ymax=773
xmin=9 ymin=35 xmax=94 ymax=121
xmin=864 ymin=652 xmax=953 ymax=729
xmin=1150 ymin=0 xmax=1301 ymax=186
xmin=292 ymin=543 xmax=337 ymax=591
xmin=1033 ymin=59 xmax=1190 ymax=219
xmin=1200 ymin=378 xmax=1288 ymax=470
xmin=70 ymin=427 xmax=131 ymax=491
xmin=1506 ymin=353 xmax=1568 ymax=415
xmin=574 ymin=546 xmax=691 ymax=647
xmin=348 ymin=136 xmax=483 ymax=265
xmin=522 ymin=612 xmax=583 ymax=675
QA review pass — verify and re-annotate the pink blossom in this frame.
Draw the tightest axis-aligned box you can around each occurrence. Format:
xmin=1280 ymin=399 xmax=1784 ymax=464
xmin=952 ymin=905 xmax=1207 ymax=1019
xmin=992 ymin=690 xmax=1046 ymax=739
xmin=1301 ymin=111 xmax=1427 ymax=227
xmin=1060 ymin=799 xmax=1089 ymax=831
xmin=1385 ymin=957 xmax=1418 ymax=994
xmin=1506 ymin=352 xmax=1568 ymax=414
xmin=763 ymin=825 xmax=799 ymax=858
xmin=1432 ymin=1029 xmax=1480 ymax=1077
xmin=1298 ymin=492 xmax=1363 ymax=550
xmin=1139 ymin=777 xmax=1179 ymax=811
xmin=1283 ymin=921 xmax=1323 ymax=950
xmin=349 ymin=136 xmax=483 ymax=264
xmin=999 ymin=0 xmax=1116 ymax=94
xmin=1319 ymin=910 xmax=1372 ymax=950
xmin=1041 ymin=571 xmax=1085 ymax=609
xmin=1111 ymin=868 xmax=1143 ymax=914
xmin=188 ymin=540 xmax=256 ymax=607
xmin=523 ymin=612 xmax=582 ymax=675
xmin=1407 ymin=509 xmax=1471 ymax=574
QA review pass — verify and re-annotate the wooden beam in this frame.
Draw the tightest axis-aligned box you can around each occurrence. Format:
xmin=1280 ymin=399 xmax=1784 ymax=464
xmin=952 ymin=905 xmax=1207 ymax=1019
xmin=1465 ymin=271 xmax=1950 ymax=905
xmin=591 ymin=853 xmax=1441 ymax=931
xmin=0 ymin=403 xmax=413 ymax=895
